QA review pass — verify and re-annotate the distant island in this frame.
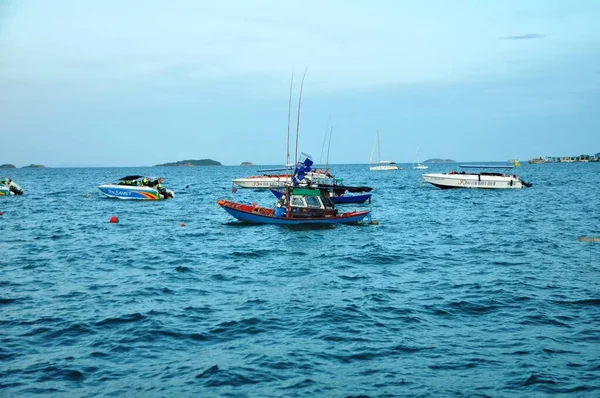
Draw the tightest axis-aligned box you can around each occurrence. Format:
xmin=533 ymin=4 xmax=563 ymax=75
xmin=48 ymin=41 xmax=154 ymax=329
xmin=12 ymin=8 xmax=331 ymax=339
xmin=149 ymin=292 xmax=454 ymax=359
xmin=424 ymin=158 xmax=455 ymax=164
xmin=241 ymin=162 xmax=254 ymax=166
xmin=154 ymin=159 xmax=222 ymax=167
xmin=22 ymin=164 xmax=45 ymax=168
xmin=0 ymin=164 xmax=16 ymax=168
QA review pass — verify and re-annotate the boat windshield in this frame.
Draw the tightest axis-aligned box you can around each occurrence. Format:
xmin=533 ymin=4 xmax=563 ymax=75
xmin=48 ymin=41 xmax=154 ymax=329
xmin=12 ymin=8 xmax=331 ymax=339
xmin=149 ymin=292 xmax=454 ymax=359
xmin=305 ymin=196 xmax=323 ymax=209
xmin=291 ymin=197 xmax=305 ymax=207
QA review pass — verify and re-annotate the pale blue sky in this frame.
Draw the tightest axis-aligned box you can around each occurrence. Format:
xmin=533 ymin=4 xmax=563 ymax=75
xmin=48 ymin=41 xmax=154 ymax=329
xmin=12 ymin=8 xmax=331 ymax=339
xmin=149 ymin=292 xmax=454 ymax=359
xmin=1 ymin=0 xmax=599 ymax=166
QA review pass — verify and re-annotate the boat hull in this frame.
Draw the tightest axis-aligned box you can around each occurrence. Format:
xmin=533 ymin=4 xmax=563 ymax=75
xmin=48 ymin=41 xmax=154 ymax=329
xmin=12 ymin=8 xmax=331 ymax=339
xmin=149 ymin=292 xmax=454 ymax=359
xmin=98 ymin=184 xmax=174 ymax=200
xmin=218 ymin=200 xmax=370 ymax=225
xmin=369 ymin=164 xmax=398 ymax=171
xmin=422 ymin=173 xmax=524 ymax=189
xmin=333 ymin=193 xmax=372 ymax=204
xmin=269 ymin=189 xmax=371 ymax=204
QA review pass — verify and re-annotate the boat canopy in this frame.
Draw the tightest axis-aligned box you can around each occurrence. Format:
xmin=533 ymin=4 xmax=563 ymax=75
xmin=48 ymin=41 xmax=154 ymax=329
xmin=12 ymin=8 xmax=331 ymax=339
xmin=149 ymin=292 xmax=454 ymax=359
xmin=119 ymin=175 xmax=144 ymax=181
xmin=292 ymin=188 xmax=321 ymax=196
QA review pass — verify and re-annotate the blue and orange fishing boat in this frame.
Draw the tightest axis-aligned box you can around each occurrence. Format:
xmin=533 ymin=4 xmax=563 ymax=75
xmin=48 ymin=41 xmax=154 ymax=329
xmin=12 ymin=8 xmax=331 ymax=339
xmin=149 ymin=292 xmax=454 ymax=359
xmin=218 ymin=69 xmax=371 ymax=225
xmin=218 ymin=156 xmax=371 ymax=225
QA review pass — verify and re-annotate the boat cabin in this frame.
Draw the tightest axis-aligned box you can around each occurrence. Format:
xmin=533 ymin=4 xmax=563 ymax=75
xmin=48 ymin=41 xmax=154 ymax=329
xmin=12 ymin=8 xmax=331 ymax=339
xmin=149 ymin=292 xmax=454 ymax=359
xmin=274 ymin=188 xmax=336 ymax=218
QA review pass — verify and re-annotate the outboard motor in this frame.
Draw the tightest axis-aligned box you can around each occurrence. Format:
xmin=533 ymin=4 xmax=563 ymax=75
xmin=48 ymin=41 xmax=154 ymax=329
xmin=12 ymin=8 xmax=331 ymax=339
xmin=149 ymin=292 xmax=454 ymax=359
xmin=158 ymin=187 xmax=175 ymax=199
xmin=7 ymin=179 xmax=24 ymax=195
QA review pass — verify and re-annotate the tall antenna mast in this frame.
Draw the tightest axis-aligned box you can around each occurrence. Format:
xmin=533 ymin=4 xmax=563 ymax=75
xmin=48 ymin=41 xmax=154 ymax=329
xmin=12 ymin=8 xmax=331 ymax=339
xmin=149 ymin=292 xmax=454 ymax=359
xmin=294 ymin=67 xmax=308 ymax=165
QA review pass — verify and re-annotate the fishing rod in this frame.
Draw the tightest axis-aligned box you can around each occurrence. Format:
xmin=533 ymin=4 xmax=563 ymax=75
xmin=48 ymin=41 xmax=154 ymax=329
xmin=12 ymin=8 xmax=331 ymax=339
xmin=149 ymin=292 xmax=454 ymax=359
xmin=325 ymin=126 xmax=332 ymax=173
xmin=319 ymin=117 xmax=331 ymax=165
xmin=294 ymin=67 xmax=308 ymax=166
xmin=286 ymin=67 xmax=294 ymax=177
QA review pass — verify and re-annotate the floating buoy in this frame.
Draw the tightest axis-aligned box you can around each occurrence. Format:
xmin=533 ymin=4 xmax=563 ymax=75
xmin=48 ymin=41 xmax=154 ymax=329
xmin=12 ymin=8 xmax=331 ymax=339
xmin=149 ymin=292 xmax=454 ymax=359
xmin=0 ymin=211 xmax=3 ymax=216
xmin=370 ymin=220 xmax=380 ymax=225
xmin=180 ymin=222 xmax=186 ymax=227
xmin=109 ymin=216 xmax=119 ymax=223
xmin=86 ymin=194 xmax=91 ymax=198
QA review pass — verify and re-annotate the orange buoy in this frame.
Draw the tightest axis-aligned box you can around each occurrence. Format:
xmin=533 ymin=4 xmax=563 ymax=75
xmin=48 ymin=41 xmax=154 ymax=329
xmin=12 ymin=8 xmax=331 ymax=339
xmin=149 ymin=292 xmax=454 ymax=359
xmin=109 ymin=216 xmax=119 ymax=223
xmin=0 ymin=211 xmax=3 ymax=216
xmin=180 ymin=222 xmax=186 ymax=227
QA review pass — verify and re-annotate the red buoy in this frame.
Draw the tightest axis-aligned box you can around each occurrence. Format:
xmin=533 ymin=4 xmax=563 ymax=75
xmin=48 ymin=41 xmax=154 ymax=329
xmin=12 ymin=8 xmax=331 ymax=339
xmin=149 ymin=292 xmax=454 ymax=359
xmin=0 ymin=211 xmax=3 ymax=216
xmin=109 ymin=216 xmax=119 ymax=223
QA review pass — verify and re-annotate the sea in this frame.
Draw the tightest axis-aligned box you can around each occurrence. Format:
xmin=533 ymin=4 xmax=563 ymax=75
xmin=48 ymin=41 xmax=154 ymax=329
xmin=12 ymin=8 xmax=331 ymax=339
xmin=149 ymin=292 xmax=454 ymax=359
xmin=1 ymin=163 xmax=599 ymax=397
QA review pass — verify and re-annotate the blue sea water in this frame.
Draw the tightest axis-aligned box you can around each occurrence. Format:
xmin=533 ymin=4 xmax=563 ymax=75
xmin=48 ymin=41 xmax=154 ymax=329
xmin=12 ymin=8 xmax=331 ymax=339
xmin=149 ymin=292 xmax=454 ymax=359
xmin=1 ymin=163 xmax=599 ymax=397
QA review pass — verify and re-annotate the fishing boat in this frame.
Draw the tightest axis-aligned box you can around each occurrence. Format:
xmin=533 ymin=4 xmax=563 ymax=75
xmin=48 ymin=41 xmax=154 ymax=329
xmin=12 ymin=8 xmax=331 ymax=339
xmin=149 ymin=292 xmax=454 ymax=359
xmin=221 ymin=69 xmax=371 ymax=225
xmin=220 ymin=154 xmax=371 ymax=225
xmin=269 ymin=184 xmax=373 ymax=205
xmin=218 ymin=192 xmax=370 ymax=225
xmin=369 ymin=130 xmax=398 ymax=171
xmin=98 ymin=175 xmax=175 ymax=200
xmin=0 ymin=177 xmax=24 ymax=196
xmin=232 ymin=170 xmax=332 ymax=189
xmin=422 ymin=165 xmax=532 ymax=189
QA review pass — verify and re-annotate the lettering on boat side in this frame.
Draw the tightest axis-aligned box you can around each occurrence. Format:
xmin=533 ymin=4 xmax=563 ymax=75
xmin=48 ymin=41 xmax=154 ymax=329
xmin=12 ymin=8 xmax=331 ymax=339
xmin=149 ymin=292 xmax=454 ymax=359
xmin=107 ymin=189 xmax=132 ymax=196
xmin=459 ymin=180 xmax=497 ymax=186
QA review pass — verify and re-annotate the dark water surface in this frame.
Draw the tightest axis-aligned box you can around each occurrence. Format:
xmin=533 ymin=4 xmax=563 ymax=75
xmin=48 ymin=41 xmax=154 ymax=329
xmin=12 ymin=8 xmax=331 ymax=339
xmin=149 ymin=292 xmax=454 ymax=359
xmin=1 ymin=163 xmax=599 ymax=397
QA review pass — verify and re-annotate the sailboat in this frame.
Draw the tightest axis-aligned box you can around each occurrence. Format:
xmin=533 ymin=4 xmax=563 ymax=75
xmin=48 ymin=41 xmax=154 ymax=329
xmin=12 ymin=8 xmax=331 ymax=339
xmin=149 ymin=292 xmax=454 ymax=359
xmin=413 ymin=151 xmax=428 ymax=169
xmin=369 ymin=131 xmax=398 ymax=171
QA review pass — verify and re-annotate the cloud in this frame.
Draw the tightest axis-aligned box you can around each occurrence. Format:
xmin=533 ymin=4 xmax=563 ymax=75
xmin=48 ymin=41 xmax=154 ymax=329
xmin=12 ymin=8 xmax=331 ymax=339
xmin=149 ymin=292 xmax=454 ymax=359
xmin=499 ymin=33 xmax=545 ymax=40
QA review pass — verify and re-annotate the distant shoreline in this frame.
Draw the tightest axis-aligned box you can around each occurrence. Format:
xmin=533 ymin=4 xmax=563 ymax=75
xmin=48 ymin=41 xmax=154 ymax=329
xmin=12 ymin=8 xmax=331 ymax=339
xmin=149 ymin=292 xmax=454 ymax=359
xmin=154 ymin=159 xmax=222 ymax=167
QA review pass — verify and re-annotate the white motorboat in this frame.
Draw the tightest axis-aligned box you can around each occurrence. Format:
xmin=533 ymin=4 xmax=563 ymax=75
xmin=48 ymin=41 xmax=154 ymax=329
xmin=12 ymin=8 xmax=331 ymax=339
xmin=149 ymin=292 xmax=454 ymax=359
xmin=369 ymin=131 xmax=398 ymax=171
xmin=422 ymin=165 xmax=532 ymax=189
xmin=0 ymin=177 xmax=24 ymax=196
xmin=232 ymin=171 xmax=332 ymax=189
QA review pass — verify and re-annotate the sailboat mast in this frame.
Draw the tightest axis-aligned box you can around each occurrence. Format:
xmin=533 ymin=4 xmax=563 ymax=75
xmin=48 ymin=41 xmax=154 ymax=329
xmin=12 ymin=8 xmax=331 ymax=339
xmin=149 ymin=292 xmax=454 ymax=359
xmin=377 ymin=130 xmax=381 ymax=163
xmin=294 ymin=67 xmax=308 ymax=165
xmin=319 ymin=117 xmax=330 ymax=164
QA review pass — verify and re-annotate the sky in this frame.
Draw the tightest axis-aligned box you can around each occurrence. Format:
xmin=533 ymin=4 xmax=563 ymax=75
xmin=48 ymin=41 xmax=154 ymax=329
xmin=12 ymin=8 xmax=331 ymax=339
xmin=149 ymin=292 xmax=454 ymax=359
xmin=1 ymin=0 xmax=599 ymax=167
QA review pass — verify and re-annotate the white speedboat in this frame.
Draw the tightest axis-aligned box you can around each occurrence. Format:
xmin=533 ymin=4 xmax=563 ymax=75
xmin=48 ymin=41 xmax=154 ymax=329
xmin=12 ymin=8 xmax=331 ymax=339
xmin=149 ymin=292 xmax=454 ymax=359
xmin=232 ymin=171 xmax=332 ymax=189
xmin=0 ymin=177 xmax=24 ymax=196
xmin=98 ymin=176 xmax=175 ymax=200
xmin=422 ymin=165 xmax=532 ymax=189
